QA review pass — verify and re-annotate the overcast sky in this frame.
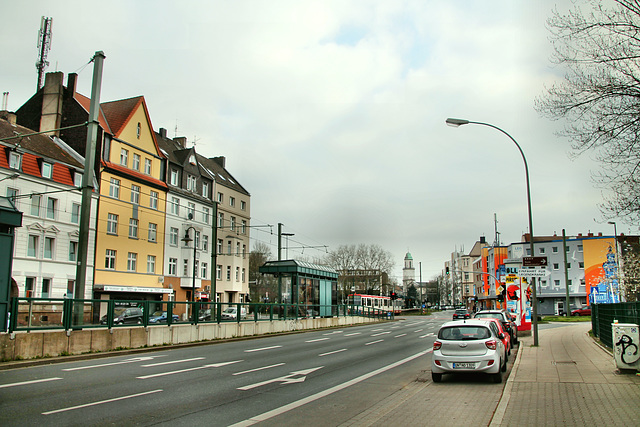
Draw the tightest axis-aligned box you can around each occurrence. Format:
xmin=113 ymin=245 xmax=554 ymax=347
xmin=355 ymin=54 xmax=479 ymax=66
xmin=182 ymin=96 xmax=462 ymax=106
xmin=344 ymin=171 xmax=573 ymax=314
xmin=1 ymin=0 xmax=630 ymax=283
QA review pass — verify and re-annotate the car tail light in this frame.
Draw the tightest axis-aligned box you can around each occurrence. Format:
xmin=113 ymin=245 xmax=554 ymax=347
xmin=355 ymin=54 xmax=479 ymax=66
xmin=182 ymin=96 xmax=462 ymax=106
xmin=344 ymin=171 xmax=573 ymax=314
xmin=434 ymin=360 xmax=442 ymax=366
xmin=433 ymin=341 xmax=442 ymax=351
xmin=485 ymin=340 xmax=497 ymax=350
xmin=487 ymin=359 xmax=494 ymax=366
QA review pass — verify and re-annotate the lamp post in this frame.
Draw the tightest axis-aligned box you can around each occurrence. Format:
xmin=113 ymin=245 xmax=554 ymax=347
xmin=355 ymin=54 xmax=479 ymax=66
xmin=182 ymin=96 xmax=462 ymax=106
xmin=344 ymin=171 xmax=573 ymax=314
xmin=182 ymin=226 xmax=198 ymax=320
xmin=608 ymin=221 xmax=622 ymax=301
xmin=446 ymin=118 xmax=539 ymax=346
xmin=282 ymin=233 xmax=295 ymax=259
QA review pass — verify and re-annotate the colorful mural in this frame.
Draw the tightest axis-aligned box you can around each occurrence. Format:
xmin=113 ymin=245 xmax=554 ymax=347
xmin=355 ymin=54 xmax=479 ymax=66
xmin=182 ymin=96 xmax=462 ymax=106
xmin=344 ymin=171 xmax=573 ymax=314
xmin=583 ymin=238 xmax=619 ymax=304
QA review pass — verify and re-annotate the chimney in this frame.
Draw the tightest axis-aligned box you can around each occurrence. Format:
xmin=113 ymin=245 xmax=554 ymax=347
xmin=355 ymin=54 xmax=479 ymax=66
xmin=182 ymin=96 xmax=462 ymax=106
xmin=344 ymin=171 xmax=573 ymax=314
xmin=173 ymin=136 xmax=187 ymax=148
xmin=480 ymin=236 xmax=486 ymax=244
xmin=0 ymin=110 xmax=17 ymax=125
xmin=598 ymin=232 xmax=602 ymax=237
xmin=159 ymin=128 xmax=167 ymax=139
xmin=588 ymin=232 xmax=594 ymax=237
xmin=66 ymin=73 xmax=77 ymax=99
xmin=40 ymin=72 xmax=64 ymax=136
xmin=212 ymin=156 xmax=226 ymax=168
xmin=578 ymin=233 xmax=583 ymax=237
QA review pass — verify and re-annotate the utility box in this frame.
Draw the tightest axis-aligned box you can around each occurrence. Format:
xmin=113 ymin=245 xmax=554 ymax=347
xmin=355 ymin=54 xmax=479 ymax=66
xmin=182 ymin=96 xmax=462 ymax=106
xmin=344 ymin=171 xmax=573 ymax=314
xmin=612 ymin=323 xmax=640 ymax=371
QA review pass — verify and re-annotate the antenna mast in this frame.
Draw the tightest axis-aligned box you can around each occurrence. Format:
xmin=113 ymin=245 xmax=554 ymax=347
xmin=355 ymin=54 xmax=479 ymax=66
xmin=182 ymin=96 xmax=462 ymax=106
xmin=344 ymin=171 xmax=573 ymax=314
xmin=493 ymin=213 xmax=501 ymax=246
xmin=36 ymin=16 xmax=53 ymax=91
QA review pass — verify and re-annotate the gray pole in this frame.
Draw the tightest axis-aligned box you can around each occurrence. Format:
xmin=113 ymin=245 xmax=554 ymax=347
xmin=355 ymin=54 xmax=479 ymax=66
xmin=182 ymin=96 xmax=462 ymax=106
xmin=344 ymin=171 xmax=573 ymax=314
xmin=74 ymin=51 xmax=105 ymax=327
xmin=562 ymin=229 xmax=570 ymax=316
xmin=211 ymin=201 xmax=218 ymax=304
xmin=277 ymin=222 xmax=282 ymax=303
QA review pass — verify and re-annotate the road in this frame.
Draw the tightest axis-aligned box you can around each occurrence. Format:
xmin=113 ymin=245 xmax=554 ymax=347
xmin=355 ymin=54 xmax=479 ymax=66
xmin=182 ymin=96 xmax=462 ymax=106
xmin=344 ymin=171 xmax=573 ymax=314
xmin=0 ymin=311 xmax=458 ymax=426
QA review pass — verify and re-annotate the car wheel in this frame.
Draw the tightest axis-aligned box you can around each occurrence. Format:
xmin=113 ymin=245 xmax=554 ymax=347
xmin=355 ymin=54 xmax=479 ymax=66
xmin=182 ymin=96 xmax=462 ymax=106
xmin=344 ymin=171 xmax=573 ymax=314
xmin=137 ymin=319 xmax=142 ymax=324
xmin=492 ymin=371 xmax=503 ymax=383
xmin=501 ymin=357 xmax=507 ymax=372
xmin=116 ymin=320 xmax=123 ymax=325
xmin=431 ymin=372 xmax=442 ymax=383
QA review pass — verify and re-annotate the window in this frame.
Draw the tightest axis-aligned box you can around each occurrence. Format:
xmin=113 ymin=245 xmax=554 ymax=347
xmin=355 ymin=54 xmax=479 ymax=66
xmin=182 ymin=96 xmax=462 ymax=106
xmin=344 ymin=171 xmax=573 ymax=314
xmin=120 ymin=148 xmax=129 ymax=166
xmin=236 ymin=242 xmax=240 ymax=257
xmin=170 ymin=169 xmax=179 ymax=186
xmin=9 ymin=152 xmax=21 ymax=169
xmin=203 ymin=207 xmax=209 ymax=224
xmin=6 ymin=188 xmax=18 ymax=205
xmin=127 ymin=252 xmax=137 ymax=271
xmin=74 ymin=171 xmax=83 ymax=187
xmin=226 ymin=266 xmax=231 ymax=280
xmin=129 ymin=218 xmax=139 ymax=238
xmin=566 ymin=246 xmax=570 ymax=252
xmin=170 ymin=197 xmax=180 ymax=215
xmin=540 ymin=280 xmax=548 ymax=288
xmin=137 ymin=122 xmax=141 ymax=139
xmin=217 ymin=239 xmax=223 ymax=254
xmin=187 ymin=202 xmax=195 ymax=219
xmin=552 ymin=246 xmax=558 ymax=253
xmin=217 ymin=192 xmax=223 ymax=203
xmin=235 ymin=267 xmax=240 ymax=281
xmin=203 ymin=235 xmax=209 ymax=252
xmin=218 ymin=212 xmax=224 ymax=228
xmin=195 ymin=261 xmax=199 ymax=278
xmin=148 ymin=223 xmax=157 ymax=242
xmin=169 ymin=258 xmax=177 ymax=276
xmin=149 ymin=190 xmax=158 ymax=209
xmin=227 ymin=240 xmax=232 ymax=255
xmin=41 ymin=278 xmax=51 ymax=298
xmin=46 ymin=197 xmax=57 ymax=219
xmin=147 ymin=255 xmax=156 ymax=273
xmin=242 ymin=268 xmax=246 ymax=282
xmin=30 ymin=195 xmax=41 ymax=217
xmin=525 ymin=248 xmax=531 ymax=256
xmin=25 ymin=277 xmax=35 ymax=296
xmin=241 ymin=220 xmax=247 ymax=234
xmin=229 ymin=196 xmax=235 ymax=207
xmin=169 ymin=227 xmax=179 ymax=246
xmin=71 ymin=203 xmax=80 ymax=224
xmin=107 ymin=213 xmax=118 ymax=235
xmin=578 ymin=244 xmax=583 ymax=252
xmin=554 ymin=280 xmax=560 ymax=287
xmin=201 ymin=262 xmax=207 ymax=279
xmin=579 ymin=262 xmax=584 ymax=269
xmin=109 ymin=178 xmax=120 ymax=199
xmin=567 ymin=263 xmax=572 ymax=269
xmin=42 ymin=162 xmax=53 ymax=179
xmin=105 ymin=249 xmax=116 ymax=269
xmin=187 ymin=174 xmax=197 ymax=192
xmin=242 ymin=244 xmax=246 ymax=258
xmin=202 ymin=181 xmax=209 ymax=197
xmin=69 ymin=241 xmax=78 ymax=261
xmin=44 ymin=237 xmax=54 ymax=259
xmin=132 ymin=153 xmax=141 ymax=171
xmin=195 ymin=231 xmax=201 ymax=249
xmin=241 ymin=200 xmax=246 ymax=211
xmin=230 ymin=216 xmax=236 ymax=231
xmin=28 ymin=235 xmax=39 ymax=257
xmin=216 ymin=265 xmax=222 ymax=280
xmin=553 ymin=263 xmax=559 ymax=270
xmin=183 ymin=259 xmax=189 ymax=276
xmin=144 ymin=158 xmax=152 ymax=175
xmin=131 ymin=185 xmax=140 ymax=205
xmin=539 ymin=247 xmax=546 ymax=254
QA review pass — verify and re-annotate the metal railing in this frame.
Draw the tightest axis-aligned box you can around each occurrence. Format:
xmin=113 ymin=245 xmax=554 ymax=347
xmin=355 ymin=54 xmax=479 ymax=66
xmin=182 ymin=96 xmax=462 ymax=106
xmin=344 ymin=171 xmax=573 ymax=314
xmin=592 ymin=302 xmax=640 ymax=348
xmin=6 ymin=297 xmax=395 ymax=333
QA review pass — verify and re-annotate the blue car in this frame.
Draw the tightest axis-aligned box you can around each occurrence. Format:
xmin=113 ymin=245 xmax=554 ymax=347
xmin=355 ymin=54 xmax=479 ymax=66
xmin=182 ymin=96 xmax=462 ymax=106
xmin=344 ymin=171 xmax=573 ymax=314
xmin=148 ymin=311 xmax=180 ymax=323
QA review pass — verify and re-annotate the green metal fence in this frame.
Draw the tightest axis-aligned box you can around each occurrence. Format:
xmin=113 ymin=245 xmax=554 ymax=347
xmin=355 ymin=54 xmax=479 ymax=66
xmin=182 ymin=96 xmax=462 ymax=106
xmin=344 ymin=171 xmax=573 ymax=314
xmin=7 ymin=297 xmax=394 ymax=333
xmin=592 ymin=302 xmax=640 ymax=348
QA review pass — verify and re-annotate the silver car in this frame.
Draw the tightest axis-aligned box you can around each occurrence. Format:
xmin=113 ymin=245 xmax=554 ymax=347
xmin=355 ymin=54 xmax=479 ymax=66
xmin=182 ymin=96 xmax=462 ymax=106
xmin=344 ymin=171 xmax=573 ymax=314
xmin=431 ymin=319 xmax=507 ymax=383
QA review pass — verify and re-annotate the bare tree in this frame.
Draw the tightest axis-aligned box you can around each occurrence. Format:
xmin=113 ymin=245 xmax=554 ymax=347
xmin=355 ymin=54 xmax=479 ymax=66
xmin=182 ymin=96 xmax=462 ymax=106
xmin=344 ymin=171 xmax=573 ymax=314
xmin=249 ymin=241 xmax=276 ymax=303
xmin=536 ymin=0 xmax=640 ymax=222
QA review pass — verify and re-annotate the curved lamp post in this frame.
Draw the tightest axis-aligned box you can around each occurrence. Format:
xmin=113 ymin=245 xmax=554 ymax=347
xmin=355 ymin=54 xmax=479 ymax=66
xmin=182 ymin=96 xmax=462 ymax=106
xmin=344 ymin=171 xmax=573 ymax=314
xmin=182 ymin=227 xmax=198 ymax=321
xmin=608 ymin=221 xmax=622 ymax=301
xmin=446 ymin=118 xmax=539 ymax=346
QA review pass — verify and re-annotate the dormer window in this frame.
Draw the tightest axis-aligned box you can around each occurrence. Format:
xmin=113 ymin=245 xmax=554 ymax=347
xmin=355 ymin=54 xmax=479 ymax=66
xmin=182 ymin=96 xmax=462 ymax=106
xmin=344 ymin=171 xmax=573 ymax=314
xmin=9 ymin=152 xmax=21 ymax=170
xmin=187 ymin=174 xmax=197 ymax=192
xmin=189 ymin=154 xmax=196 ymax=165
xmin=74 ymin=171 xmax=83 ymax=187
xmin=42 ymin=162 xmax=53 ymax=179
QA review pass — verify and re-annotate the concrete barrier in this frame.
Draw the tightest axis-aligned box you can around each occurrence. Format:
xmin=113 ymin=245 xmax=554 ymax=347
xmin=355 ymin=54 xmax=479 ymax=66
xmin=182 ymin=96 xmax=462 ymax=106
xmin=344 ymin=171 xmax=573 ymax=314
xmin=0 ymin=316 xmax=379 ymax=362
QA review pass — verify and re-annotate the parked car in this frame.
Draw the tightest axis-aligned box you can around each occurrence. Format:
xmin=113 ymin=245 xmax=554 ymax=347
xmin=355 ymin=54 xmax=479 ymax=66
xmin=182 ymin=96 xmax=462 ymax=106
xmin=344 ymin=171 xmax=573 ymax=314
xmin=474 ymin=310 xmax=518 ymax=346
xmin=571 ymin=307 xmax=591 ymax=316
xmin=479 ymin=317 xmax=511 ymax=357
xmin=431 ymin=319 xmax=507 ymax=383
xmin=100 ymin=307 xmax=143 ymax=325
xmin=148 ymin=311 xmax=179 ymax=324
xmin=452 ymin=309 xmax=471 ymax=320
xmin=221 ymin=306 xmax=248 ymax=320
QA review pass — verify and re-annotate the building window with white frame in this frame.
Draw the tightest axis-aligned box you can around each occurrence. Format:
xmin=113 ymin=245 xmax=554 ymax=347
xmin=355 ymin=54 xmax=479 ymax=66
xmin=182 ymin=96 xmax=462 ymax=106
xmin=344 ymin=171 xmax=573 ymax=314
xmin=187 ymin=202 xmax=195 ymax=219
xmin=28 ymin=235 xmax=39 ymax=257
xmin=44 ymin=237 xmax=54 ymax=259
xmin=187 ymin=174 xmax=197 ymax=192
xmin=71 ymin=203 xmax=80 ymax=224
xmin=218 ymin=212 xmax=224 ymax=228
xmin=69 ymin=241 xmax=78 ymax=261
xmin=147 ymin=255 xmax=156 ymax=273
xmin=148 ymin=223 xmax=157 ymax=242
xmin=131 ymin=184 xmax=140 ymax=205
xmin=132 ymin=153 xmax=140 ymax=171
xmin=170 ymin=169 xmax=179 ymax=186
xmin=42 ymin=162 xmax=53 ymax=179
xmin=230 ymin=216 xmax=236 ymax=231
xmin=183 ymin=259 xmax=189 ymax=276
xmin=169 ymin=258 xmax=177 ymax=275
xmin=129 ymin=218 xmax=138 ymax=239
xmin=150 ymin=190 xmax=158 ymax=209
xmin=203 ymin=235 xmax=209 ymax=252
xmin=127 ymin=252 xmax=137 ymax=271
xmin=73 ymin=171 xmax=82 ymax=187
xmin=216 ymin=265 xmax=222 ymax=280
xmin=241 ymin=200 xmax=246 ymax=211
xmin=235 ymin=267 xmax=240 ymax=281
xmin=30 ymin=195 xmax=41 ymax=217
xmin=46 ymin=197 xmax=57 ymax=220
xmin=202 ymin=181 xmax=209 ymax=198
xmin=109 ymin=178 xmax=120 ymax=199
xmin=9 ymin=152 xmax=21 ymax=170
xmin=242 ymin=268 xmax=245 ymax=282
xmin=120 ymin=148 xmax=128 ymax=166
xmin=169 ymin=227 xmax=178 ymax=246
xmin=226 ymin=266 xmax=231 ymax=281
xmin=144 ymin=158 xmax=152 ymax=175
xmin=170 ymin=197 xmax=180 ymax=215
xmin=229 ymin=196 xmax=235 ymax=207
xmin=241 ymin=220 xmax=247 ymax=234
xmin=217 ymin=192 xmax=223 ymax=203
xmin=217 ymin=239 xmax=223 ymax=254
xmin=201 ymin=262 xmax=207 ymax=279
xmin=203 ymin=207 xmax=209 ymax=224
xmin=107 ymin=213 xmax=118 ymax=235
xmin=105 ymin=249 xmax=116 ymax=269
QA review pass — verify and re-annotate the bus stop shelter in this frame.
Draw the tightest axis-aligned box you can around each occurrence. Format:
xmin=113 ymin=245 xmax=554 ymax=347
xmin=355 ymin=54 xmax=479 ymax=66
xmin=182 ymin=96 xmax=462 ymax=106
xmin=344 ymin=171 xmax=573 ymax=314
xmin=259 ymin=260 xmax=338 ymax=317
xmin=0 ymin=197 xmax=23 ymax=332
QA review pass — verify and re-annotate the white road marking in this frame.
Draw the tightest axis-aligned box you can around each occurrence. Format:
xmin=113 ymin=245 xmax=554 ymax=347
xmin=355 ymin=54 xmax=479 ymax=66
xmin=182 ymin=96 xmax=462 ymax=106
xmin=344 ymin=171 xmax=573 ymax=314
xmin=141 ymin=357 xmax=205 ymax=367
xmin=244 ymin=346 xmax=282 ymax=353
xmin=136 ymin=360 xmax=242 ymax=379
xmin=365 ymin=340 xmax=384 ymax=346
xmin=318 ymin=349 xmax=347 ymax=357
xmin=371 ymin=331 xmax=390 ymax=337
xmin=238 ymin=367 xmax=323 ymax=391
xmin=322 ymin=331 xmax=343 ymax=335
xmin=305 ymin=338 xmax=329 ymax=343
xmin=0 ymin=377 xmax=62 ymax=389
xmin=233 ymin=363 xmax=285 ymax=376
xmin=42 ymin=389 xmax=163 ymax=415
xmin=394 ymin=334 xmax=407 ymax=338
xmin=230 ymin=349 xmax=433 ymax=426
xmin=344 ymin=332 xmax=361 ymax=337
xmin=371 ymin=329 xmax=384 ymax=332
xmin=419 ymin=333 xmax=433 ymax=338
xmin=62 ymin=356 xmax=157 ymax=371
xmin=413 ymin=329 xmax=423 ymax=333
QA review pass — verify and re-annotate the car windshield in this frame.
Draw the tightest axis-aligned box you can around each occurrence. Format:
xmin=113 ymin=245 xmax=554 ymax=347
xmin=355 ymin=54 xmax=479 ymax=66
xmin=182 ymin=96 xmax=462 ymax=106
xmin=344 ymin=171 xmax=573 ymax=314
xmin=151 ymin=311 xmax=165 ymax=317
xmin=475 ymin=313 xmax=502 ymax=319
xmin=439 ymin=326 xmax=491 ymax=340
xmin=114 ymin=308 xmax=127 ymax=315
xmin=455 ymin=309 xmax=467 ymax=314
xmin=223 ymin=308 xmax=235 ymax=313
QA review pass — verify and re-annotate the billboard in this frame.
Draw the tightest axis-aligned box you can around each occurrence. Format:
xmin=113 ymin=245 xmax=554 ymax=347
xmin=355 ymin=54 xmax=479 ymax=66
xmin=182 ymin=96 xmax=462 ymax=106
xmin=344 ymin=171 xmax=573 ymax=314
xmin=583 ymin=238 xmax=619 ymax=304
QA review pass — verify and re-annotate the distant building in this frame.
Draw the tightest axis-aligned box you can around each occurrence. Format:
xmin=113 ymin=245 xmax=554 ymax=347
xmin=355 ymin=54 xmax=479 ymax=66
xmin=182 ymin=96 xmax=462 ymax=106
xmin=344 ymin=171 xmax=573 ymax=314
xmin=402 ymin=252 xmax=415 ymax=294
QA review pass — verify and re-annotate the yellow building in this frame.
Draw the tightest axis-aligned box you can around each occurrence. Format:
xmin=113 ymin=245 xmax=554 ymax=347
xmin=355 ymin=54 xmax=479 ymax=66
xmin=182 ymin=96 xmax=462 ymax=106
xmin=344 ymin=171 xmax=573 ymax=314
xmin=93 ymin=96 xmax=171 ymax=305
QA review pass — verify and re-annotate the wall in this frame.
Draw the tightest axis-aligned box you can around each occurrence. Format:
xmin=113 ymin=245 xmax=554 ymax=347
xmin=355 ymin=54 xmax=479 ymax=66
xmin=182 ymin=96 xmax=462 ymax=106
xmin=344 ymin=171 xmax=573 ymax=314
xmin=0 ymin=316 xmax=378 ymax=362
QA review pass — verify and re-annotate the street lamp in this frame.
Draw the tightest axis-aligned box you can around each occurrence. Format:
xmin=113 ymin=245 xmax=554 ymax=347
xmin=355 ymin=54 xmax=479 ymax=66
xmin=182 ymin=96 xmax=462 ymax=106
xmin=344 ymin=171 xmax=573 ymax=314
xmin=446 ymin=118 xmax=539 ymax=346
xmin=608 ymin=221 xmax=622 ymax=301
xmin=281 ymin=233 xmax=295 ymax=259
xmin=182 ymin=227 xmax=198 ymax=319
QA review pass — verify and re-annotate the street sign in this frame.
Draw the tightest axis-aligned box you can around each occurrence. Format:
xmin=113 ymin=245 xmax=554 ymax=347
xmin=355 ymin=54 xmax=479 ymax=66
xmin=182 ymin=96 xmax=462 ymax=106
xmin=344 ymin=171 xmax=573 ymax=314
xmin=518 ymin=268 xmax=550 ymax=277
xmin=522 ymin=256 xmax=548 ymax=267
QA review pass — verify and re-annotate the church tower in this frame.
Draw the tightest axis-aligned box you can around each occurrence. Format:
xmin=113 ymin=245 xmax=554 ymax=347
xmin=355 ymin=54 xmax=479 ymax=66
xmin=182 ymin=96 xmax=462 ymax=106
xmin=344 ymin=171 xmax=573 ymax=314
xmin=402 ymin=252 xmax=415 ymax=294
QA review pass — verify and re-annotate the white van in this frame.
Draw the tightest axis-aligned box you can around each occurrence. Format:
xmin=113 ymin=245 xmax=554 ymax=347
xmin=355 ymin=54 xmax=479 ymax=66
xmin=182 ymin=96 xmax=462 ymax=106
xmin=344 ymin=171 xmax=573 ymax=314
xmin=221 ymin=306 xmax=248 ymax=320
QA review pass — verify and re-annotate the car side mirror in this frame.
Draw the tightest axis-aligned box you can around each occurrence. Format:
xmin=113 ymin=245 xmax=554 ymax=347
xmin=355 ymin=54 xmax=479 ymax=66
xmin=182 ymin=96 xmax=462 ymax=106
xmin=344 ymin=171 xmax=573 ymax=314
xmin=499 ymin=333 xmax=505 ymax=339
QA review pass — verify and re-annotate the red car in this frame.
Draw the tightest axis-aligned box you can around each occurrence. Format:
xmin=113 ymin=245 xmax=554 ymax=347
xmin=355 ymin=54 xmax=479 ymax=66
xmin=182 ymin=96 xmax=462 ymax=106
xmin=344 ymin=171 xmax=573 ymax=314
xmin=479 ymin=318 xmax=511 ymax=357
xmin=571 ymin=307 xmax=591 ymax=316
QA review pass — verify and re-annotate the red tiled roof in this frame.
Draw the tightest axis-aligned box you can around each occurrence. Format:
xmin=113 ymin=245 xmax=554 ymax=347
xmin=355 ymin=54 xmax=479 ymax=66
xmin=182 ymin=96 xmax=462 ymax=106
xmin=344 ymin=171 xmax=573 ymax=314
xmin=74 ymin=92 xmax=112 ymax=133
xmin=52 ymin=163 xmax=74 ymax=186
xmin=21 ymin=153 xmax=41 ymax=177
xmin=102 ymin=161 xmax=168 ymax=189
xmin=101 ymin=96 xmax=143 ymax=137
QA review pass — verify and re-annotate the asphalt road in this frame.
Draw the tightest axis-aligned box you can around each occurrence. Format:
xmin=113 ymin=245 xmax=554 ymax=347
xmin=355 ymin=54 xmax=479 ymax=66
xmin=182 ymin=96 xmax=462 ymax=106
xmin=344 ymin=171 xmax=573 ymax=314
xmin=0 ymin=311 xmax=454 ymax=426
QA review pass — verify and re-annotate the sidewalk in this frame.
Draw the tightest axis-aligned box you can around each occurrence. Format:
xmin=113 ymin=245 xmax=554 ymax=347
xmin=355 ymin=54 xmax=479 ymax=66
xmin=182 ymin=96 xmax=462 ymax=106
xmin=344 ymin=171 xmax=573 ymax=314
xmin=492 ymin=322 xmax=640 ymax=426
xmin=344 ymin=322 xmax=640 ymax=427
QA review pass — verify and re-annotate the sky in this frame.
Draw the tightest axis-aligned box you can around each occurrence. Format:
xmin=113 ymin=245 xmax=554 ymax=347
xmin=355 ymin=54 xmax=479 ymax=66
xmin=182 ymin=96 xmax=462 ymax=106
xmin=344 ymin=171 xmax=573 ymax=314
xmin=1 ymin=0 xmax=631 ymax=283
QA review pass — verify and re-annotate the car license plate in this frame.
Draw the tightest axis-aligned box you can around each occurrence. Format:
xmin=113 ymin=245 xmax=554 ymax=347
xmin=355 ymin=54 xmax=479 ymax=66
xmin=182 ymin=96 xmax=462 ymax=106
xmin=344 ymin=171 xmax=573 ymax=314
xmin=453 ymin=362 xmax=475 ymax=369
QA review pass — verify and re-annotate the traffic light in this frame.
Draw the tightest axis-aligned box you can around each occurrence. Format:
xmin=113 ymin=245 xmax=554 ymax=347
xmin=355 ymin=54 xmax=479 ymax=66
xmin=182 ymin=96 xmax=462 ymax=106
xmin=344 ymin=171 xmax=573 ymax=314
xmin=445 ymin=267 xmax=450 ymax=275
xmin=391 ymin=292 xmax=397 ymax=300
xmin=497 ymin=293 xmax=504 ymax=303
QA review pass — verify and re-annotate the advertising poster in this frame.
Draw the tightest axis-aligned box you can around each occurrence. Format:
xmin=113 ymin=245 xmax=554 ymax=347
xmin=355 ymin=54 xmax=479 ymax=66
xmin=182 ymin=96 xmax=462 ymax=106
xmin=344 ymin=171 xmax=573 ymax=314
xmin=583 ymin=238 xmax=619 ymax=304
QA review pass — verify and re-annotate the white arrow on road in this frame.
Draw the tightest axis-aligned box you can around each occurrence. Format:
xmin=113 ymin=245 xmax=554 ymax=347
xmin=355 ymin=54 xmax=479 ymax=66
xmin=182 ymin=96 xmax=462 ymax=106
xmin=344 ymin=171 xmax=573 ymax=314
xmin=137 ymin=360 xmax=243 ymax=379
xmin=63 ymin=356 xmax=159 ymax=371
xmin=237 ymin=366 xmax=323 ymax=391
